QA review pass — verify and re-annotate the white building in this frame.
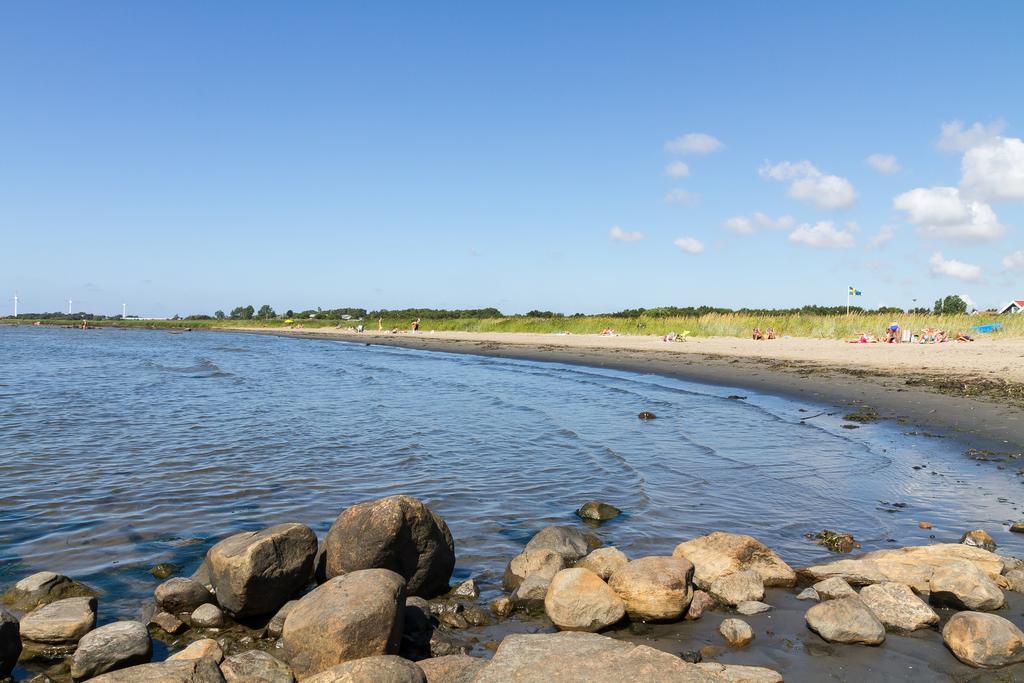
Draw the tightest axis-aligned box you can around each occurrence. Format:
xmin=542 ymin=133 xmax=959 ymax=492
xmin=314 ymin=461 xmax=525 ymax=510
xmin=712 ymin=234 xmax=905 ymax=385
xmin=998 ymin=299 xmax=1024 ymax=314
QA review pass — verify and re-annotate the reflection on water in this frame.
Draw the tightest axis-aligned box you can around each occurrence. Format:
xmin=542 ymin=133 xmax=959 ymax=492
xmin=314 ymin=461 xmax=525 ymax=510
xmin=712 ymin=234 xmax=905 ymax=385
xmin=1 ymin=326 xmax=1022 ymax=620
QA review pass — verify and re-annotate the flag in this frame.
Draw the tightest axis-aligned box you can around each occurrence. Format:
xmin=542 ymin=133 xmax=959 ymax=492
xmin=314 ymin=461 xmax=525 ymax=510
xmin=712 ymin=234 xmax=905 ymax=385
xmin=849 ymin=287 xmax=862 ymax=296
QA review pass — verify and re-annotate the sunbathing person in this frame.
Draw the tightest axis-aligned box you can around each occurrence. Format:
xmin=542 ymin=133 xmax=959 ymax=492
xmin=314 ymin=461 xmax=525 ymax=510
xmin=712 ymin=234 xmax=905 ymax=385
xmin=955 ymin=332 xmax=974 ymax=342
xmin=752 ymin=328 xmax=764 ymax=340
xmin=765 ymin=327 xmax=777 ymax=339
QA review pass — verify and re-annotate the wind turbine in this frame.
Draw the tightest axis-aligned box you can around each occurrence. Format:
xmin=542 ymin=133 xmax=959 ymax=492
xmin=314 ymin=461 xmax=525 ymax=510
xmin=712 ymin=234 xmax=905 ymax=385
xmin=12 ymin=292 xmax=17 ymax=318
xmin=122 ymin=302 xmax=126 ymax=319
xmin=68 ymin=298 xmax=73 ymax=315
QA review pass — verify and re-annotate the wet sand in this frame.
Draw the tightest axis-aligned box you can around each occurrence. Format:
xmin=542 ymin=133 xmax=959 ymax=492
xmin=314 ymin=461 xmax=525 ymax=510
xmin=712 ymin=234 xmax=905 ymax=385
xmin=239 ymin=328 xmax=1024 ymax=450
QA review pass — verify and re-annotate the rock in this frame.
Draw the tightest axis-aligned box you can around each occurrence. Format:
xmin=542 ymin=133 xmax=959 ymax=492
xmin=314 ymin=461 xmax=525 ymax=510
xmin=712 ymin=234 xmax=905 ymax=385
xmin=709 ymin=570 xmax=764 ymax=606
xmin=796 ymin=587 xmax=819 ymax=601
xmin=220 ymin=650 xmax=294 ymax=683
xmin=673 ymin=532 xmax=796 ymax=589
xmin=805 ymin=596 xmax=885 ymax=645
xmin=401 ymin=597 xmax=433 ymax=660
xmin=416 ymin=654 xmax=487 ymax=683
xmin=919 ymin=521 xmax=933 ymax=529
xmin=206 ymin=523 xmax=317 ymax=617
xmin=191 ymin=560 xmax=213 ymax=591
xmin=473 ymin=631 xmax=782 ymax=682
xmin=323 ymin=496 xmax=455 ymax=599
xmin=150 ymin=563 xmax=181 ymax=580
xmin=607 ymin=556 xmax=694 ymax=622
xmin=69 ymin=620 xmax=151 ymax=680
xmin=942 ymin=611 xmax=1024 ymax=668
xmin=523 ymin=526 xmax=597 ymax=564
xmin=858 ymin=582 xmax=938 ymax=633
xmin=2 ymin=572 xmax=96 ymax=612
xmin=0 ymin=609 xmax=21 ymax=678
xmin=719 ymin=618 xmax=753 ymax=646
xmin=168 ymin=639 xmax=223 ymax=663
xmin=576 ymin=547 xmax=629 ymax=580
xmin=1001 ymin=555 xmax=1024 ymax=573
xmin=88 ymin=657 xmax=226 ymax=682
xmin=929 ymin=560 xmax=1004 ymax=610
xmin=736 ymin=601 xmax=771 ymax=615
xmin=503 ymin=549 xmax=566 ymax=591
xmin=638 ymin=411 xmax=656 ymax=420
xmin=265 ymin=600 xmax=297 ymax=639
xmin=798 ymin=543 xmax=1004 ymax=592
xmin=150 ymin=611 xmax=187 ymax=635
xmin=961 ymin=529 xmax=997 ymax=552
xmin=813 ymin=529 xmax=858 ymax=554
xmin=449 ymin=579 xmax=478 ymax=599
xmin=1004 ymin=568 xmax=1024 ymax=593
xmin=1011 ymin=522 xmax=1024 ymax=534
xmin=489 ymin=596 xmax=512 ymax=618
xmin=155 ymin=578 xmax=214 ymax=614
xmin=811 ymin=577 xmax=856 ymax=601
xmin=576 ymin=502 xmax=621 ymax=523
xmin=544 ymin=568 xmax=626 ymax=632
xmin=190 ymin=603 xmax=225 ymax=628
xmin=20 ymin=596 xmax=97 ymax=649
xmin=684 ymin=590 xmax=714 ymax=621
xmin=303 ymin=655 xmax=425 ymax=683
xmin=511 ymin=574 xmax=550 ymax=611
xmin=282 ymin=568 xmax=405 ymax=679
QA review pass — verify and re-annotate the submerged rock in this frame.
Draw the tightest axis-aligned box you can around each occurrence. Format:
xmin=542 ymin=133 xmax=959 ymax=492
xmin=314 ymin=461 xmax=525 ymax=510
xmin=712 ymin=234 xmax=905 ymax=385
xmin=607 ymin=556 xmax=694 ymax=622
xmin=637 ymin=412 xmax=656 ymax=420
xmin=719 ymin=618 xmax=753 ymax=647
xmin=814 ymin=530 xmax=859 ymax=554
xmin=1011 ymin=522 xmax=1024 ymax=534
xmin=207 ymin=522 xmax=317 ymax=617
xmin=150 ymin=563 xmax=181 ymax=580
xmin=858 ymin=582 xmax=938 ymax=633
xmin=961 ymin=529 xmax=997 ymax=553
xmin=20 ymin=596 xmax=97 ymax=651
xmin=576 ymin=547 xmax=628 ymax=580
xmin=2 ymin=571 xmax=96 ymax=612
xmin=220 ymin=650 xmax=294 ymax=683
xmin=323 ymin=495 xmax=455 ymax=599
xmin=545 ymin=568 xmax=625 ymax=632
xmin=282 ymin=568 xmax=406 ymax=679
xmin=0 ymin=609 xmax=21 ymax=678
xmin=805 ymin=596 xmax=885 ymax=645
xmin=709 ymin=570 xmax=764 ymax=606
xmin=673 ymin=532 xmax=796 ymax=589
xmin=576 ymin=502 xmax=621 ymax=523
xmin=304 ymin=655 xmax=424 ymax=683
xmin=70 ymin=621 xmax=151 ymax=681
xmin=943 ymin=611 xmax=1024 ymax=668
xmin=928 ymin=560 xmax=1004 ymax=611
xmin=154 ymin=578 xmax=214 ymax=614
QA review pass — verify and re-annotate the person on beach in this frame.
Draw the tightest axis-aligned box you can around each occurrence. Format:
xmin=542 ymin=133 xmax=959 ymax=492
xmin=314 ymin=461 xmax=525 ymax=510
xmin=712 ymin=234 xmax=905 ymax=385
xmin=752 ymin=328 xmax=764 ymax=340
xmin=411 ymin=318 xmax=420 ymax=332
xmin=378 ymin=316 xmax=383 ymax=331
xmin=765 ymin=327 xmax=777 ymax=340
xmin=955 ymin=331 xmax=974 ymax=342
xmin=883 ymin=322 xmax=900 ymax=343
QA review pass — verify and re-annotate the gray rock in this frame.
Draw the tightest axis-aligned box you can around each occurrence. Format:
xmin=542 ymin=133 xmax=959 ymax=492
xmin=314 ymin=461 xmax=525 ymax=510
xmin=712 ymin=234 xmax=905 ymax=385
xmin=735 ymin=601 xmax=771 ymax=615
xmin=805 ymin=596 xmax=885 ymax=645
xmin=503 ymin=549 xmax=566 ymax=591
xmin=2 ymin=572 xmax=96 ymax=613
xmin=511 ymin=574 xmax=550 ymax=611
xmin=607 ymin=556 xmax=694 ymax=622
xmin=812 ymin=577 xmax=857 ymax=600
xmin=576 ymin=502 xmax=621 ymax=522
xmin=88 ymin=657 xmax=226 ymax=682
xmin=220 ymin=650 xmax=294 ymax=682
xmin=943 ymin=611 xmax=1024 ymax=668
xmin=190 ymin=603 xmax=225 ymax=629
xmin=523 ymin=526 xmax=597 ymax=564
xmin=322 ymin=496 xmax=455 ymax=599
xmin=282 ymin=568 xmax=405 ymax=679
xmin=20 ymin=596 xmax=97 ymax=649
xmin=576 ymin=547 xmax=629 ymax=581
xmin=206 ymin=523 xmax=317 ymax=617
xmin=709 ymin=570 xmax=764 ymax=606
xmin=929 ymin=560 xmax=1004 ymax=611
xmin=0 ymin=609 xmax=20 ymax=678
xmin=303 ymin=655 xmax=425 ymax=683
xmin=795 ymin=587 xmax=820 ymax=601
xmin=719 ymin=618 xmax=754 ymax=646
xmin=265 ymin=600 xmax=297 ymax=639
xmin=155 ymin=578 xmax=214 ymax=614
xmin=70 ymin=620 xmax=151 ymax=681
xmin=1004 ymin=568 xmax=1024 ymax=593
xmin=858 ymin=582 xmax=938 ymax=633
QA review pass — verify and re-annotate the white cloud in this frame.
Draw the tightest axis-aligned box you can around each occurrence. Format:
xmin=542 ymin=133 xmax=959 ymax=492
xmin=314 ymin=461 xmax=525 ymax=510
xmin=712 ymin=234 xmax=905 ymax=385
xmin=609 ymin=225 xmax=644 ymax=242
xmin=893 ymin=186 xmax=1004 ymax=241
xmin=867 ymin=225 xmax=897 ymax=249
xmin=866 ymin=153 xmax=901 ymax=174
xmin=722 ymin=216 xmax=754 ymax=235
xmin=664 ymin=161 xmax=690 ymax=178
xmin=759 ymin=160 xmax=856 ymax=209
xmin=928 ymin=252 xmax=982 ymax=282
xmin=937 ymin=120 xmax=1005 ymax=152
xmin=752 ymin=212 xmax=795 ymax=229
xmin=959 ymin=293 xmax=978 ymax=310
xmin=665 ymin=133 xmax=724 ymax=155
xmin=673 ymin=237 xmax=705 ymax=254
xmin=665 ymin=188 xmax=699 ymax=205
xmin=961 ymin=135 xmax=1024 ymax=201
xmin=787 ymin=221 xmax=856 ymax=249
xmin=1003 ymin=250 xmax=1024 ymax=271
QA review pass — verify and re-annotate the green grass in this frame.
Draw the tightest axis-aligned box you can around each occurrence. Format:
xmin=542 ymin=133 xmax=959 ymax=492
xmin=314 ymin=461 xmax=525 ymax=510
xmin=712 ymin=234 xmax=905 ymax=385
xmin=4 ymin=313 xmax=1022 ymax=339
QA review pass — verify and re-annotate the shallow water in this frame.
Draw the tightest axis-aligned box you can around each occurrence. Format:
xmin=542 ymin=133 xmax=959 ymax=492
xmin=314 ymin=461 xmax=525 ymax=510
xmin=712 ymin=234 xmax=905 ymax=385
xmin=2 ymin=325 xmax=1023 ymax=624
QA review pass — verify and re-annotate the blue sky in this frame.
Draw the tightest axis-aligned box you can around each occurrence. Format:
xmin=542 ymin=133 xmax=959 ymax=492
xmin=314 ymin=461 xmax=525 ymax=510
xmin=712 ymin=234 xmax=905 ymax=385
xmin=2 ymin=2 xmax=1022 ymax=316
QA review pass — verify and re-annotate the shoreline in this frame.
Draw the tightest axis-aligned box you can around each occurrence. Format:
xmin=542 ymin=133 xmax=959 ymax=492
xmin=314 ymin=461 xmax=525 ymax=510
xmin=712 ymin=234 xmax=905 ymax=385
xmin=233 ymin=327 xmax=1024 ymax=450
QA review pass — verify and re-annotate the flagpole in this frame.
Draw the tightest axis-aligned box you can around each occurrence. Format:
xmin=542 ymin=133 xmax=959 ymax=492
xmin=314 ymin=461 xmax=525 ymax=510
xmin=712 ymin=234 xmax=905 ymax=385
xmin=846 ymin=288 xmax=850 ymax=315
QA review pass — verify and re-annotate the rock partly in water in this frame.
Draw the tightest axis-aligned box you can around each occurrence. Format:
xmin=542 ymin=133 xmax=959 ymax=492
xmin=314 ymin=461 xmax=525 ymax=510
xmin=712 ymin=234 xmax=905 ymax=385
xmin=88 ymin=657 xmax=225 ymax=682
xmin=814 ymin=529 xmax=859 ymax=554
xmin=416 ymin=654 xmax=487 ymax=683
xmin=523 ymin=526 xmax=598 ymax=564
xmin=607 ymin=556 xmax=694 ymax=622
xmin=168 ymin=639 xmax=224 ymax=663
xmin=322 ymin=495 xmax=456 ymax=599
xmin=796 ymin=588 xmax=819 ymax=601
xmin=1011 ymin=522 xmax=1024 ymax=534
xmin=811 ymin=577 xmax=857 ymax=601
xmin=265 ymin=599 xmax=298 ymax=639
xmin=638 ymin=412 xmax=656 ymax=420
xmin=282 ymin=568 xmax=405 ymax=679
xmin=206 ymin=522 xmax=318 ymax=617
xmin=20 ymin=596 xmax=97 ymax=651
xmin=150 ymin=611 xmax=187 ymax=635
xmin=511 ymin=574 xmax=551 ymax=612
xmin=449 ymin=579 xmax=479 ymax=600
xmin=942 ymin=611 xmax=1024 ymax=668
xmin=708 ymin=570 xmax=764 ymax=606
xmin=858 ymin=582 xmax=938 ymax=633
xmin=719 ymin=618 xmax=754 ymax=647
xmin=685 ymin=590 xmax=715 ymax=621
xmin=304 ymin=655 xmax=425 ymax=683
xmin=489 ymin=596 xmax=513 ymax=619
xmin=150 ymin=563 xmax=181 ymax=580
xmin=960 ymin=529 xmax=997 ymax=553
xmin=928 ymin=560 xmax=1004 ymax=611
xmin=576 ymin=547 xmax=628 ymax=581
xmin=673 ymin=532 xmax=796 ymax=589
xmin=503 ymin=549 xmax=566 ymax=592
xmin=189 ymin=603 xmax=225 ymax=629
xmin=220 ymin=650 xmax=294 ymax=683
xmin=544 ymin=568 xmax=625 ymax=632
xmin=576 ymin=502 xmax=621 ymax=523
xmin=1004 ymin=568 xmax=1024 ymax=594
xmin=0 ymin=609 xmax=21 ymax=678
xmin=2 ymin=572 xmax=97 ymax=613
xmin=736 ymin=601 xmax=771 ymax=615
xmin=805 ymin=596 xmax=885 ymax=645
xmin=70 ymin=620 xmax=151 ymax=681
xmin=154 ymin=578 xmax=214 ymax=615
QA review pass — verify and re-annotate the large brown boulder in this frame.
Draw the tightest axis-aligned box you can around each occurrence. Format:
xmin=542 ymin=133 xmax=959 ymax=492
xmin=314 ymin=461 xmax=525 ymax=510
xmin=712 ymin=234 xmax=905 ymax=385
xmin=0 ymin=609 xmax=20 ymax=678
xmin=576 ymin=547 xmax=629 ymax=580
xmin=20 ymin=596 xmax=97 ymax=651
xmin=88 ymin=657 xmax=225 ymax=682
xmin=607 ymin=556 xmax=693 ymax=622
xmin=858 ymin=582 xmax=938 ymax=633
xmin=220 ymin=650 xmax=294 ymax=682
xmin=472 ymin=631 xmax=782 ymax=682
xmin=673 ymin=532 xmax=795 ymax=589
xmin=2 ymin=571 xmax=96 ymax=612
xmin=805 ymin=596 xmax=885 ymax=645
xmin=544 ymin=568 xmax=626 ymax=632
xmin=304 ymin=655 xmax=425 ymax=683
xmin=928 ymin=560 xmax=1004 ymax=611
xmin=503 ymin=549 xmax=566 ymax=591
xmin=943 ymin=611 xmax=1024 ymax=668
xmin=70 ymin=621 xmax=151 ymax=680
xmin=416 ymin=654 xmax=487 ymax=683
xmin=323 ymin=496 xmax=455 ymax=598
xmin=282 ymin=569 xmax=406 ymax=679
xmin=206 ymin=523 xmax=317 ymax=617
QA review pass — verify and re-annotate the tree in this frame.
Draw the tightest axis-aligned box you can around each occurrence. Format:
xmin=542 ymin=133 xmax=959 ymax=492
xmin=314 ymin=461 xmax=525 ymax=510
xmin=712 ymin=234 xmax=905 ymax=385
xmin=230 ymin=305 xmax=255 ymax=320
xmin=214 ymin=310 xmax=226 ymax=320
xmin=257 ymin=304 xmax=276 ymax=319
xmin=933 ymin=295 xmax=967 ymax=315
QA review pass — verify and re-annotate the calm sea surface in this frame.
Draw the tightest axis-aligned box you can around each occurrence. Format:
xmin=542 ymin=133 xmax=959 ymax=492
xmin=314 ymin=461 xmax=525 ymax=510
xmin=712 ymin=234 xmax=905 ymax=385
xmin=2 ymin=325 xmax=1022 ymax=620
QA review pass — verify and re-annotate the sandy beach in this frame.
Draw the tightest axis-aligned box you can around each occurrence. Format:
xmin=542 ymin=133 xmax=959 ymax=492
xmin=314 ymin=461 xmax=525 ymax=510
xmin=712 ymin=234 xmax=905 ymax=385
xmin=242 ymin=327 xmax=1024 ymax=449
